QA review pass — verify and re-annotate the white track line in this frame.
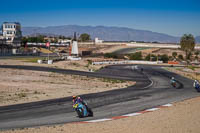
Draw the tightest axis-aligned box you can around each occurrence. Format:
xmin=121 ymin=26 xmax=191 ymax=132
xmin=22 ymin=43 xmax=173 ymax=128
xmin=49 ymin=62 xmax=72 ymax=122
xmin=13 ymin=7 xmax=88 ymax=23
xmin=81 ymin=103 xmax=173 ymax=123
xmin=162 ymin=103 xmax=173 ymax=107
xmin=85 ymin=118 xmax=112 ymax=123
xmin=143 ymin=76 xmax=154 ymax=89
xmin=123 ymin=112 xmax=142 ymax=117
xmin=145 ymin=108 xmax=160 ymax=111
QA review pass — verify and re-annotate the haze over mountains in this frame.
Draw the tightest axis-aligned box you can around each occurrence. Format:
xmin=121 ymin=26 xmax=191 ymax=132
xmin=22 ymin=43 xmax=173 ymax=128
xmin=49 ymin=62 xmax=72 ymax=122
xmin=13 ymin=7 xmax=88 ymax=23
xmin=195 ymin=36 xmax=200 ymax=43
xmin=22 ymin=25 xmax=200 ymax=43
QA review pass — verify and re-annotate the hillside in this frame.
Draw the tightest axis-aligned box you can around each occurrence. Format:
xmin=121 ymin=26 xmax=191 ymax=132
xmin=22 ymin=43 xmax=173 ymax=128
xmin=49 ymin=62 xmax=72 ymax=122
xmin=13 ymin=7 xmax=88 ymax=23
xmin=22 ymin=25 xmax=180 ymax=43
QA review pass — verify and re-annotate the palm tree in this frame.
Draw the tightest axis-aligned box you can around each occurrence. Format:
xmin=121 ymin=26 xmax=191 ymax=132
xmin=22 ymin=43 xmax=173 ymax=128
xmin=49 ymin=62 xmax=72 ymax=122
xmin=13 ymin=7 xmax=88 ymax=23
xmin=180 ymin=34 xmax=195 ymax=60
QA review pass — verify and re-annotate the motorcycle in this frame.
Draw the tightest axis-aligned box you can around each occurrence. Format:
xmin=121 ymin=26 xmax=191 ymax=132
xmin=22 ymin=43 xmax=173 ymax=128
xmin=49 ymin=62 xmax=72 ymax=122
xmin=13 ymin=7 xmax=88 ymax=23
xmin=171 ymin=80 xmax=176 ymax=88
xmin=73 ymin=102 xmax=93 ymax=118
xmin=194 ymin=84 xmax=200 ymax=92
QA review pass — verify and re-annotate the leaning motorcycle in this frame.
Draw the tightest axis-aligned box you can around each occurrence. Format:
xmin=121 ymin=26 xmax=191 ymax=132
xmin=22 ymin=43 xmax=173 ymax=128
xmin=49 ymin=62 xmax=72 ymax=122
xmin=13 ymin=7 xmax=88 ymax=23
xmin=171 ymin=81 xmax=176 ymax=88
xmin=194 ymin=85 xmax=200 ymax=92
xmin=73 ymin=102 xmax=93 ymax=118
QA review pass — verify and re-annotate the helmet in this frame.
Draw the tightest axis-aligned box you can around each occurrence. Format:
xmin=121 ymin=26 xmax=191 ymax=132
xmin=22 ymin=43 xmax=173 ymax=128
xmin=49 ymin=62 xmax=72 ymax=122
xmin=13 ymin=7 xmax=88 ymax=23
xmin=171 ymin=77 xmax=174 ymax=80
xmin=72 ymin=96 xmax=77 ymax=99
xmin=195 ymin=80 xmax=197 ymax=82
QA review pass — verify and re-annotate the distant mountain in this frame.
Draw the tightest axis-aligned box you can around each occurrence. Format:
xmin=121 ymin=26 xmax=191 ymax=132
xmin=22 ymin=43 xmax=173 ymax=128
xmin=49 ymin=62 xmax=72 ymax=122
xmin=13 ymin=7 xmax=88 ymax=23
xmin=195 ymin=36 xmax=200 ymax=43
xmin=22 ymin=25 xmax=181 ymax=43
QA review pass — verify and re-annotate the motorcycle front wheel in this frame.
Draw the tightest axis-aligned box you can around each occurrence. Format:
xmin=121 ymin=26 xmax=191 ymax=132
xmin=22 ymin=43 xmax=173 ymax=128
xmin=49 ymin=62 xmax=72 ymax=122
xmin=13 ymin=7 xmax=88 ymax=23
xmin=76 ymin=109 xmax=84 ymax=118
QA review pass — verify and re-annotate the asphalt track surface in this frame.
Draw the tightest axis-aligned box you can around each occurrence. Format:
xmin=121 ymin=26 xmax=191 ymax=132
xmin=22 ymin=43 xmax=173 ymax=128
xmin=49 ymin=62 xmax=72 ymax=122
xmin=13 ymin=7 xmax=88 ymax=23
xmin=0 ymin=64 xmax=199 ymax=130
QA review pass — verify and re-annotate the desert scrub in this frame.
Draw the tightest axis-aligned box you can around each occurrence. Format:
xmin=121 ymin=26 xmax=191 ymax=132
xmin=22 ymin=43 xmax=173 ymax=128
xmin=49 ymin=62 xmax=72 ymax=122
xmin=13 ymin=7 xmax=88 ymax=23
xmin=34 ymin=91 xmax=40 ymax=94
xmin=188 ymin=65 xmax=195 ymax=71
xmin=101 ymin=78 xmax=126 ymax=83
xmin=70 ymin=62 xmax=80 ymax=67
xmin=87 ymin=60 xmax=92 ymax=65
xmin=17 ymin=93 xmax=27 ymax=98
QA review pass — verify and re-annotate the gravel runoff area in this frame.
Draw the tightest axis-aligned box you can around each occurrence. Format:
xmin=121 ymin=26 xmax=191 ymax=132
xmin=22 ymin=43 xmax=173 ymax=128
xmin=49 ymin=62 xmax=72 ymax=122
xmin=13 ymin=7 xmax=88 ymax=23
xmin=0 ymin=59 xmax=135 ymax=106
xmin=2 ymin=96 xmax=200 ymax=133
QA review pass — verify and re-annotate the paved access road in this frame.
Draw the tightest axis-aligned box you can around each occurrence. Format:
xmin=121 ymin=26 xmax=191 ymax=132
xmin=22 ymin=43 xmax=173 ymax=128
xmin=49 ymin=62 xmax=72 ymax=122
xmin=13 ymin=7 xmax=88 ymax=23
xmin=0 ymin=64 xmax=199 ymax=130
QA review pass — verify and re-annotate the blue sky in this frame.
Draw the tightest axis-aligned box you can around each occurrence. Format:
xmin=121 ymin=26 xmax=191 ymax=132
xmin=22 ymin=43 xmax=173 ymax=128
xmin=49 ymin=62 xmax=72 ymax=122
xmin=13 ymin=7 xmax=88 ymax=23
xmin=0 ymin=0 xmax=200 ymax=37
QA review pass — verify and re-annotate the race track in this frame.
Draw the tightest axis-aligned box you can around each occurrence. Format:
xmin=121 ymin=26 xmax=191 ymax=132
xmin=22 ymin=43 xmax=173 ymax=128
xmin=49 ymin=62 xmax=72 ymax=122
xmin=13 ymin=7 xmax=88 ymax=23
xmin=0 ymin=64 xmax=199 ymax=130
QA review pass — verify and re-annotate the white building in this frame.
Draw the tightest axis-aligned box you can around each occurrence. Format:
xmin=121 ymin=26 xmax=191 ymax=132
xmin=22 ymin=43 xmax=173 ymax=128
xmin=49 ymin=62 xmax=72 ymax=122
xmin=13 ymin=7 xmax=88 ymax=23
xmin=2 ymin=22 xmax=22 ymax=46
xmin=95 ymin=37 xmax=104 ymax=43
xmin=57 ymin=39 xmax=71 ymax=44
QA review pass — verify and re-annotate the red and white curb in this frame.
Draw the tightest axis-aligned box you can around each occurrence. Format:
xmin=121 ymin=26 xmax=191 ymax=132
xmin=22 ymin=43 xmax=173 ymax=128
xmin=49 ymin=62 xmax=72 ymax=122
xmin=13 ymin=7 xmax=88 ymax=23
xmin=76 ymin=103 xmax=173 ymax=124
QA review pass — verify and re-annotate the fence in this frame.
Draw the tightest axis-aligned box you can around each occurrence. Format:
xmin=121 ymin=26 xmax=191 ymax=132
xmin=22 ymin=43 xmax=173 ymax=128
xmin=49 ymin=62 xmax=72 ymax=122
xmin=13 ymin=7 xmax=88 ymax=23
xmin=0 ymin=43 xmax=12 ymax=56
xmin=92 ymin=60 xmax=163 ymax=65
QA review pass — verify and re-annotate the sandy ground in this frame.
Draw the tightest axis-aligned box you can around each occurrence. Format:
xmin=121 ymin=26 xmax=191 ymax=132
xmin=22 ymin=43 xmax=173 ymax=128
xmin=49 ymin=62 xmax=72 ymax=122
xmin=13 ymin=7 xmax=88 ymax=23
xmin=97 ymin=44 xmax=128 ymax=53
xmin=0 ymin=59 xmax=135 ymax=106
xmin=165 ymin=66 xmax=200 ymax=81
xmin=3 ymin=96 xmax=200 ymax=133
xmin=0 ymin=58 xmax=105 ymax=72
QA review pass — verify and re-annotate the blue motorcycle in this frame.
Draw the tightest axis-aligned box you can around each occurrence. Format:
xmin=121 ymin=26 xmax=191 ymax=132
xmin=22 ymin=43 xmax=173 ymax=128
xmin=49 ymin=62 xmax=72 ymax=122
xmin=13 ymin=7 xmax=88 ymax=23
xmin=195 ymin=84 xmax=200 ymax=92
xmin=73 ymin=102 xmax=93 ymax=118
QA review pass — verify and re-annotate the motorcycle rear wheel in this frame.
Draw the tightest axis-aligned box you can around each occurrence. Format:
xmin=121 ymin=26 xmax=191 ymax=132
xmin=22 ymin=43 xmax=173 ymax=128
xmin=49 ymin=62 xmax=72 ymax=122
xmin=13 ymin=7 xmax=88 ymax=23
xmin=87 ymin=108 xmax=93 ymax=117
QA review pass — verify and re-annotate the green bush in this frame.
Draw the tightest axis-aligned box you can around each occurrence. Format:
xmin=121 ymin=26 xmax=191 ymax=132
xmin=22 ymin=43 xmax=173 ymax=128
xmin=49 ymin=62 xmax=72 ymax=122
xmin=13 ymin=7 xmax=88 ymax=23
xmin=104 ymin=53 xmax=118 ymax=59
xmin=87 ymin=60 xmax=92 ymax=65
xmin=129 ymin=52 xmax=143 ymax=60
xmin=160 ymin=54 xmax=169 ymax=63
xmin=172 ymin=52 xmax=177 ymax=58
xmin=145 ymin=54 xmax=151 ymax=61
xmin=178 ymin=54 xmax=184 ymax=60
xmin=188 ymin=65 xmax=195 ymax=71
xmin=145 ymin=54 xmax=157 ymax=61
xmin=187 ymin=52 xmax=192 ymax=60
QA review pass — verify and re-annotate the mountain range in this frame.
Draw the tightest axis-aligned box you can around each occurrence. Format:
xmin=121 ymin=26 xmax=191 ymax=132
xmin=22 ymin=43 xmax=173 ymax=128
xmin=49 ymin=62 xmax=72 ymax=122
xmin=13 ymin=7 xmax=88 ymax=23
xmin=195 ymin=36 xmax=200 ymax=43
xmin=22 ymin=25 xmax=200 ymax=43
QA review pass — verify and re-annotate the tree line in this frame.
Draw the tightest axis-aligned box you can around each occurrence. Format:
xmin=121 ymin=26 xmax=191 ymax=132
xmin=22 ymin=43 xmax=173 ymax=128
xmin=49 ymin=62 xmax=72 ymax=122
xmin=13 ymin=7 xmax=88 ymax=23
xmin=104 ymin=34 xmax=197 ymax=63
xmin=22 ymin=33 xmax=91 ymax=44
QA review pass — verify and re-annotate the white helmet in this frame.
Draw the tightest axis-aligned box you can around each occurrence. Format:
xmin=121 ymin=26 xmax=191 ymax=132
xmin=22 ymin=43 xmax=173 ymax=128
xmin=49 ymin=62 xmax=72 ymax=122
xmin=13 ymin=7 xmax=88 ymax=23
xmin=195 ymin=80 xmax=197 ymax=82
xmin=171 ymin=77 xmax=174 ymax=80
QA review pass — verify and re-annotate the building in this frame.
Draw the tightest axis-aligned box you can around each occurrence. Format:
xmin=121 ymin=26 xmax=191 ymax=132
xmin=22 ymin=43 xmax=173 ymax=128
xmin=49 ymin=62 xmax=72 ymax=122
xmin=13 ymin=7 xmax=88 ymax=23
xmin=58 ymin=39 xmax=71 ymax=44
xmin=95 ymin=37 xmax=104 ymax=43
xmin=2 ymin=22 xmax=22 ymax=46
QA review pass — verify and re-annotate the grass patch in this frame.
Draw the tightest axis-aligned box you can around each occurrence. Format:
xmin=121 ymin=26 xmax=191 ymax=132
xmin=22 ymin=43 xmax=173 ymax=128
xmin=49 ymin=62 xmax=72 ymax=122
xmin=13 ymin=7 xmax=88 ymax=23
xmin=188 ymin=65 xmax=196 ymax=71
xmin=12 ymin=57 xmax=46 ymax=63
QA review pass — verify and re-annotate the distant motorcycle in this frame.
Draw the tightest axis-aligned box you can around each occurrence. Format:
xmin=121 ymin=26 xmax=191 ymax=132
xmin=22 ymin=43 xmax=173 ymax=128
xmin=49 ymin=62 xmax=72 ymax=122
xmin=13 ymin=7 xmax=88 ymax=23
xmin=194 ymin=84 xmax=200 ymax=92
xmin=171 ymin=81 xmax=176 ymax=88
xmin=73 ymin=102 xmax=93 ymax=118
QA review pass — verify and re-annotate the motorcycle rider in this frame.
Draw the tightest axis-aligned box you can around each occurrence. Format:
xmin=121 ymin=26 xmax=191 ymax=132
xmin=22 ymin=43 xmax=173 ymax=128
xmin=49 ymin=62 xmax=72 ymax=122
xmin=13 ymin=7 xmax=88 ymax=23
xmin=193 ymin=80 xmax=200 ymax=89
xmin=170 ymin=77 xmax=175 ymax=83
xmin=141 ymin=68 xmax=144 ymax=73
xmin=72 ymin=95 xmax=88 ymax=109
xmin=170 ymin=77 xmax=176 ymax=87
xmin=72 ymin=95 xmax=93 ymax=117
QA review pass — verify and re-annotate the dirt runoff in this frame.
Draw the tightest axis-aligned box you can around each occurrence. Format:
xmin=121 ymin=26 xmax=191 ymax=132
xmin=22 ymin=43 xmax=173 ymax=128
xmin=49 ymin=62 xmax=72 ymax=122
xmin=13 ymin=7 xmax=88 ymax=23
xmin=2 ymin=96 xmax=200 ymax=133
xmin=0 ymin=67 xmax=135 ymax=106
xmin=0 ymin=58 xmax=105 ymax=72
xmin=165 ymin=67 xmax=200 ymax=81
